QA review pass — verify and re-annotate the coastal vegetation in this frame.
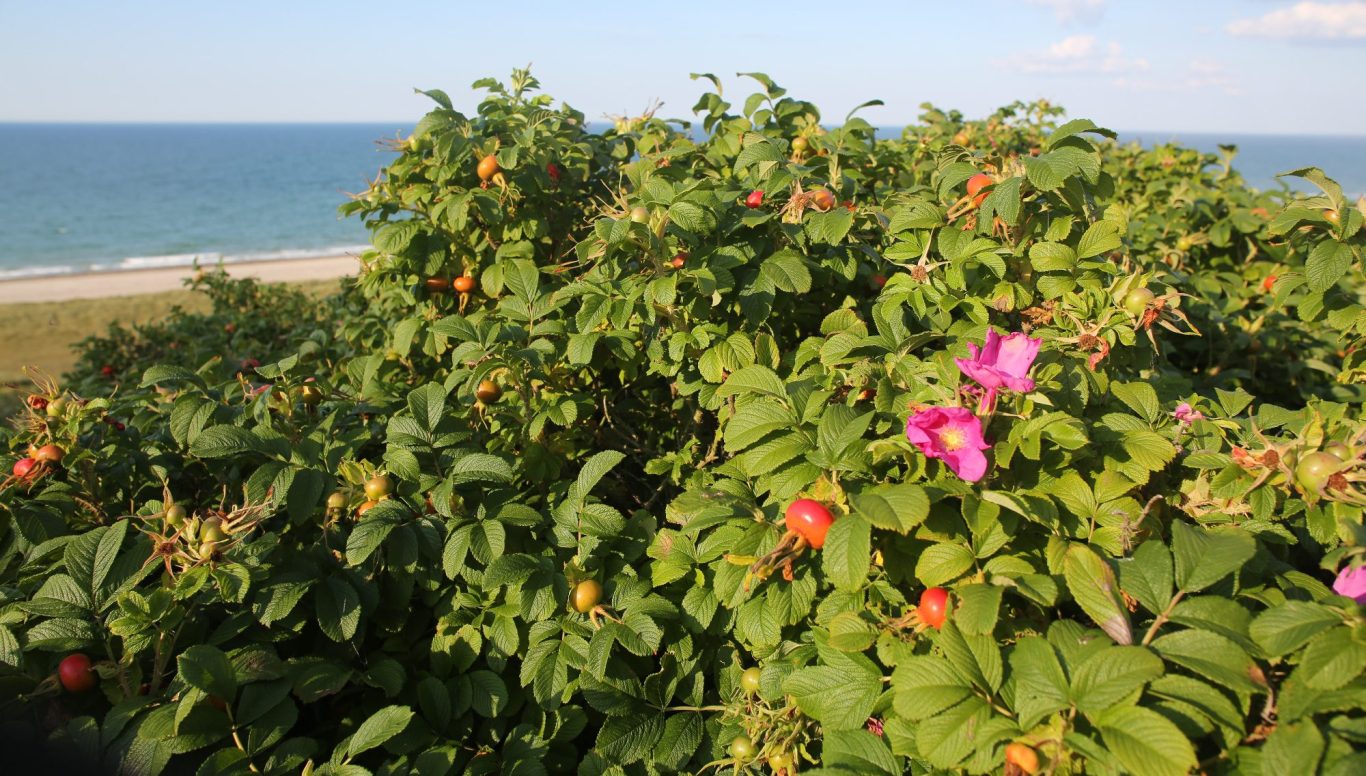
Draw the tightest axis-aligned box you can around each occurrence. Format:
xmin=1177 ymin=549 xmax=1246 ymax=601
xmin=2 ymin=69 xmax=1365 ymax=774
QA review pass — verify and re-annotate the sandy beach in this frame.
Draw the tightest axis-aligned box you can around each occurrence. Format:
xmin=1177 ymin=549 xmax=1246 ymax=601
xmin=0 ymin=254 xmax=359 ymax=304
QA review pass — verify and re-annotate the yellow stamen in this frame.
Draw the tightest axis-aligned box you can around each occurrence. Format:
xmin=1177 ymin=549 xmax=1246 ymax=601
xmin=939 ymin=428 xmax=966 ymax=452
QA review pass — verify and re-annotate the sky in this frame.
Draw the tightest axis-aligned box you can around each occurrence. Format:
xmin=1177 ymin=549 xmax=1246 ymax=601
xmin=1 ymin=0 xmax=1364 ymax=135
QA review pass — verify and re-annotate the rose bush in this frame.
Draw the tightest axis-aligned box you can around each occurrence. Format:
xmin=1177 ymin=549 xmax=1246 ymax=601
xmin=2 ymin=69 xmax=1365 ymax=775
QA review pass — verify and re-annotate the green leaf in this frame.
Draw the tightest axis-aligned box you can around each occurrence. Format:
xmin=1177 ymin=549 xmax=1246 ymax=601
xmin=718 ymin=366 xmax=788 ymax=400
xmin=1117 ymin=541 xmax=1174 ymax=614
xmin=177 ymin=645 xmax=237 ymax=700
xmin=822 ymin=515 xmax=871 ymax=590
xmin=821 ymin=729 xmax=899 ymax=774
xmin=1250 ymin=601 xmax=1342 ymax=657
xmin=574 ymin=450 xmax=625 ymax=502
xmin=189 ymin=426 xmax=266 ymax=459
xmin=1171 ymin=521 xmax=1255 ymax=593
xmin=1298 ymin=627 xmax=1366 ymax=690
xmin=1150 ymin=629 xmax=1259 ymax=693
xmin=1076 ymin=220 xmax=1122 ymax=259
xmin=784 ymin=663 xmax=881 ymax=730
xmin=954 ymin=584 xmax=1002 ymax=636
xmin=1305 ymin=240 xmax=1353 ymax=292
xmin=347 ymin=705 xmax=414 ymax=759
xmin=1096 ymin=705 xmax=1198 ymax=776
xmin=915 ymin=697 xmax=993 ymax=769
xmin=1064 ymin=544 xmax=1132 ymax=645
xmin=724 ymin=400 xmax=793 ymax=452
xmin=1111 ymin=382 xmax=1160 ymax=422
xmin=653 ymin=713 xmax=704 ymax=770
xmin=449 ymin=453 xmax=514 ymax=485
xmin=594 ymin=713 xmax=664 ymax=765
xmin=891 ymin=656 xmax=972 ymax=721
xmin=1070 ymin=645 xmax=1163 ymax=715
xmin=1261 ymin=721 xmax=1325 ymax=775
xmin=315 ymin=577 xmax=362 ymax=642
xmin=915 ymin=543 xmax=974 ymax=587
xmin=852 ymin=485 xmax=929 ymax=534
xmin=1008 ymin=637 xmax=1070 ymax=728
xmin=1029 ymin=242 xmax=1077 ymax=273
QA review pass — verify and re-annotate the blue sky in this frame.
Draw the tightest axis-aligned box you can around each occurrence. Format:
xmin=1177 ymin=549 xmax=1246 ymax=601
xmin=1 ymin=0 xmax=1363 ymax=134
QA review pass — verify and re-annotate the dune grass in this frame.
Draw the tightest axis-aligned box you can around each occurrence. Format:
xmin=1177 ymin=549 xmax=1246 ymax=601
xmin=0 ymin=280 xmax=339 ymax=412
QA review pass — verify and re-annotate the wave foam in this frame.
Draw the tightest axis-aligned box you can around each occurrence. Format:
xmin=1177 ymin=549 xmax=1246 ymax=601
xmin=0 ymin=245 xmax=371 ymax=282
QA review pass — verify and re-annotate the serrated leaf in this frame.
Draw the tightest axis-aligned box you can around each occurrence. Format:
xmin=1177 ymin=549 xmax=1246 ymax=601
xmin=1096 ymin=705 xmax=1198 ymax=776
xmin=347 ymin=705 xmax=414 ymax=758
xmin=1064 ymin=544 xmax=1132 ymax=644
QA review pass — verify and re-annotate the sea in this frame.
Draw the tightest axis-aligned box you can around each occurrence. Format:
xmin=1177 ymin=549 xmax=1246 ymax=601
xmin=0 ymin=123 xmax=1363 ymax=281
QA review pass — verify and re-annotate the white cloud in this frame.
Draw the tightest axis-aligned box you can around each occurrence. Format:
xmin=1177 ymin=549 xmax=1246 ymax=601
xmin=1023 ymin=0 xmax=1106 ymax=24
xmin=1000 ymin=35 xmax=1149 ymax=75
xmin=1227 ymin=1 xmax=1366 ymax=41
xmin=1110 ymin=60 xmax=1243 ymax=96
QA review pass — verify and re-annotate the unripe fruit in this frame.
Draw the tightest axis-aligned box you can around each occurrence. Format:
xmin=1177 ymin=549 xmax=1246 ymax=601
xmin=730 ymin=735 xmax=755 ymax=761
xmin=572 ymin=579 xmax=602 ymax=613
xmin=476 ymin=380 xmax=503 ymax=404
xmin=357 ymin=500 xmax=378 ymax=517
xmin=745 ymin=190 xmax=764 ymax=208
xmin=1005 ymin=743 xmax=1040 ymax=775
xmin=740 ymin=667 xmax=761 ymax=695
xmin=200 ymin=517 xmax=226 ymax=543
xmin=791 ymin=136 xmax=808 ymax=153
xmin=452 ymin=275 xmax=476 ymax=294
xmin=919 ymin=587 xmax=949 ymax=630
xmin=58 ymin=654 xmax=97 ymax=693
xmin=1176 ymin=236 xmax=1193 ymax=252
xmin=299 ymin=384 xmax=323 ymax=406
xmin=199 ymin=540 xmax=219 ymax=559
xmin=12 ymin=458 xmax=37 ymax=479
xmin=477 ymin=154 xmax=500 ymax=181
xmin=46 ymin=397 xmax=67 ymax=417
xmin=809 ymin=188 xmax=836 ymax=212
xmin=364 ymin=475 xmax=393 ymax=501
xmin=1325 ymin=441 xmax=1352 ymax=461
xmin=629 ymin=206 xmax=650 ymax=224
xmin=326 ymin=491 xmax=347 ymax=510
xmin=966 ymin=173 xmax=992 ymax=207
xmin=165 ymin=505 xmax=187 ymax=528
xmin=768 ymin=752 xmax=793 ymax=770
xmin=1326 ymin=209 xmax=1341 ymax=225
xmin=35 ymin=444 xmax=64 ymax=464
xmin=1122 ymin=287 xmax=1155 ymax=317
xmin=1296 ymin=452 xmax=1341 ymax=493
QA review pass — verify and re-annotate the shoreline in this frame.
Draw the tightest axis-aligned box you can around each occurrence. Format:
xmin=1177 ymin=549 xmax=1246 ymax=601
xmin=0 ymin=254 xmax=360 ymax=304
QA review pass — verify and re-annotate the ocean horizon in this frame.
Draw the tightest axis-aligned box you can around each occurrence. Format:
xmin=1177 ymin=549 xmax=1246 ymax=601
xmin=1 ymin=122 xmax=1362 ymax=281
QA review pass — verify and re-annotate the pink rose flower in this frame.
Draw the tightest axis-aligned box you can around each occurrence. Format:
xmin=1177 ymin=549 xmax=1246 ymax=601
xmin=1333 ymin=565 xmax=1366 ymax=603
xmin=1173 ymin=403 xmax=1204 ymax=425
xmin=955 ymin=330 xmax=1042 ymax=393
xmin=906 ymin=406 xmax=992 ymax=482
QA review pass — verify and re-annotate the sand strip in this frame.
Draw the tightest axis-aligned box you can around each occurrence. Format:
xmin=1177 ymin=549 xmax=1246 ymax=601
xmin=0 ymin=255 xmax=360 ymax=304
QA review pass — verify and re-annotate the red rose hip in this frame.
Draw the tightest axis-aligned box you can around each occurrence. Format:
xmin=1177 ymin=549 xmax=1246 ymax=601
xmin=919 ymin=587 xmax=949 ymax=629
xmin=784 ymin=499 xmax=834 ymax=549
xmin=59 ymin=653 xmax=97 ymax=693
